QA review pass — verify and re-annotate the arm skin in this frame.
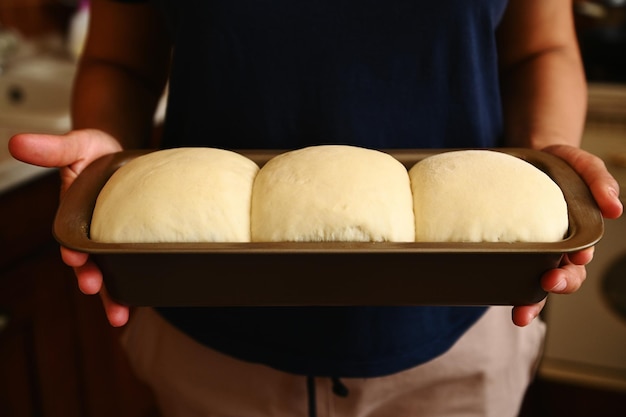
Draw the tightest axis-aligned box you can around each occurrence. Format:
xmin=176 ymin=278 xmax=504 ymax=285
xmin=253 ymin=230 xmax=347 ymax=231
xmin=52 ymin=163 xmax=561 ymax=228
xmin=71 ymin=0 xmax=171 ymax=147
xmin=9 ymin=0 xmax=171 ymax=326
xmin=496 ymin=0 xmax=622 ymax=326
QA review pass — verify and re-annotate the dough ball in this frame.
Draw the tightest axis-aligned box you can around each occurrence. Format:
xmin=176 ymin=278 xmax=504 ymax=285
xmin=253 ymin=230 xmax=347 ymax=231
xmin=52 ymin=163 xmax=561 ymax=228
xmin=91 ymin=148 xmax=259 ymax=243
xmin=251 ymin=145 xmax=415 ymax=242
xmin=409 ymin=150 xmax=568 ymax=242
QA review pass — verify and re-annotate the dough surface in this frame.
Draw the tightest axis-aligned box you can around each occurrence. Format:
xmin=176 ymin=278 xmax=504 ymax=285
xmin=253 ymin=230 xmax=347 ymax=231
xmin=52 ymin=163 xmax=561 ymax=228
xmin=251 ymin=145 xmax=415 ymax=242
xmin=409 ymin=150 xmax=569 ymax=242
xmin=91 ymin=148 xmax=259 ymax=243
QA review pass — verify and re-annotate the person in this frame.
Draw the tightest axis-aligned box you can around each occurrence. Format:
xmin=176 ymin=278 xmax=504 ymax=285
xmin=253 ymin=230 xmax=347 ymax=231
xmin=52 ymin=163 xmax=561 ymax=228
xmin=9 ymin=0 xmax=624 ymax=416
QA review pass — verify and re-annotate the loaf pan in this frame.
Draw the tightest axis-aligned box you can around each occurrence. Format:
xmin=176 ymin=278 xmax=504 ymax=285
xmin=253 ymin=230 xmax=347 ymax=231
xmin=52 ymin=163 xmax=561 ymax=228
xmin=53 ymin=148 xmax=604 ymax=307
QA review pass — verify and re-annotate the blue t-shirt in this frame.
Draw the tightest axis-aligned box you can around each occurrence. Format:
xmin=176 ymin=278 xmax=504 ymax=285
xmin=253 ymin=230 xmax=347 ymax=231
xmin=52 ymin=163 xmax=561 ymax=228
xmin=136 ymin=0 xmax=509 ymax=377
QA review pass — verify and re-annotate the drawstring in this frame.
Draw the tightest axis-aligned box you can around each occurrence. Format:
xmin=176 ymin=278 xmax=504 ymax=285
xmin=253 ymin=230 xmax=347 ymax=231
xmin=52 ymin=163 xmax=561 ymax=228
xmin=331 ymin=377 xmax=349 ymax=398
xmin=306 ymin=376 xmax=317 ymax=417
xmin=306 ymin=376 xmax=350 ymax=417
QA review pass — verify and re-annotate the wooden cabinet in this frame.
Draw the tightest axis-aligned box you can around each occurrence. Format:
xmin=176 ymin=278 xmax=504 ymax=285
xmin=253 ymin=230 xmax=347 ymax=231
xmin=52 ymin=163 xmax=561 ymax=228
xmin=0 ymin=173 xmax=159 ymax=417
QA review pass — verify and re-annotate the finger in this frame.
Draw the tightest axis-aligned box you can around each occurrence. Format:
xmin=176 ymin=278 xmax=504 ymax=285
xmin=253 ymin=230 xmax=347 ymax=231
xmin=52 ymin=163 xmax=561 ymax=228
xmin=100 ymin=286 xmax=130 ymax=327
xmin=11 ymin=130 xmax=123 ymax=198
xmin=74 ymin=259 xmax=105 ymax=295
xmin=10 ymin=133 xmax=83 ymax=198
xmin=60 ymin=246 xmax=90 ymax=267
xmin=60 ymin=247 xmax=102 ymax=294
xmin=566 ymin=246 xmax=594 ymax=266
xmin=512 ymin=298 xmax=547 ymax=327
xmin=541 ymin=262 xmax=587 ymax=294
xmin=9 ymin=132 xmax=89 ymax=168
xmin=61 ymin=247 xmax=129 ymax=327
xmin=9 ymin=130 xmax=122 ymax=171
xmin=543 ymin=145 xmax=623 ymax=219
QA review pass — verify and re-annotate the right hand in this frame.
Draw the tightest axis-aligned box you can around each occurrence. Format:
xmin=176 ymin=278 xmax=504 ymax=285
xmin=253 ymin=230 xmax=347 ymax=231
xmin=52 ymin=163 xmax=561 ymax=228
xmin=9 ymin=129 xmax=130 ymax=327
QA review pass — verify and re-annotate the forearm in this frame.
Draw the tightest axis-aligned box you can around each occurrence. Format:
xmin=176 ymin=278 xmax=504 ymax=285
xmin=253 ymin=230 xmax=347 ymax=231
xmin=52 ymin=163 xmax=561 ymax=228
xmin=71 ymin=0 xmax=171 ymax=150
xmin=500 ymin=46 xmax=587 ymax=150
xmin=497 ymin=0 xmax=587 ymax=151
xmin=72 ymin=58 xmax=165 ymax=149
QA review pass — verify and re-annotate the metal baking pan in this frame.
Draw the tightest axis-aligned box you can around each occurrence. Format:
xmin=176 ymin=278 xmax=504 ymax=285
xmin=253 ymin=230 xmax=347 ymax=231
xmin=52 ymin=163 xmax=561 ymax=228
xmin=53 ymin=148 xmax=604 ymax=307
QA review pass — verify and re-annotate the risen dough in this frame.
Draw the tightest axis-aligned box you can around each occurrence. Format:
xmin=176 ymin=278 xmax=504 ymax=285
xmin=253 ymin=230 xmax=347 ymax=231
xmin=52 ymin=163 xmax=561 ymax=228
xmin=409 ymin=150 xmax=568 ymax=242
xmin=91 ymin=148 xmax=259 ymax=243
xmin=251 ymin=145 xmax=415 ymax=242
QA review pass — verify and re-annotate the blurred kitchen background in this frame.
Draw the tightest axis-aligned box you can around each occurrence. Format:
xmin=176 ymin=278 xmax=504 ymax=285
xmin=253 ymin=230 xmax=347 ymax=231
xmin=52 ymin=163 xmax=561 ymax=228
xmin=0 ymin=1 xmax=624 ymax=416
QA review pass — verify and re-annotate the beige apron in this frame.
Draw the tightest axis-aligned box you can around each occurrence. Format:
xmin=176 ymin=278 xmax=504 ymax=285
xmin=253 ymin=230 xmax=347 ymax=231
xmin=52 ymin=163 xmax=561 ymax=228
xmin=121 ymin=306 xmax=545 ymax=417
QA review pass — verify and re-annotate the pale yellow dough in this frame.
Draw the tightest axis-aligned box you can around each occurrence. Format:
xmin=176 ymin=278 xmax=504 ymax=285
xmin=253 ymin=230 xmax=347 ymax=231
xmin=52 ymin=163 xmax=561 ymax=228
xmin=250 ymin=145 xmax=415 ymax=242
xmin=91 ymin=148 xmax=259 ymax=243
xmin=409 ymin=150 xmax=569 ymax=242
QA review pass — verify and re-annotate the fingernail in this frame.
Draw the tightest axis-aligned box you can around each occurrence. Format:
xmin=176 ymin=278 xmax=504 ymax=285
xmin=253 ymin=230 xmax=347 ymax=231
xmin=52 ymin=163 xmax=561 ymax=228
xmin=551 ymin=279 xmax=567 ymax=292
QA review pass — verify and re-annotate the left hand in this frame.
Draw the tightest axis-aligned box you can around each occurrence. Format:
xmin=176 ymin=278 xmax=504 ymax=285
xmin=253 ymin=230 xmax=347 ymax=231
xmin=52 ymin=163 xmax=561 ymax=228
xmin=512 ymin=144 xmax=623 ymax=326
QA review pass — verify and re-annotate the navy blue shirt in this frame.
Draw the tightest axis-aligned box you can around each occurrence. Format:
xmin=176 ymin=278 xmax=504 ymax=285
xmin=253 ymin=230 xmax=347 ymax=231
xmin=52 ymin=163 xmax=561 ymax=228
xmin=159 ymin=0 xmax=507 ymax=150
xmin=121 ymin=0 xmax=510 ymax=377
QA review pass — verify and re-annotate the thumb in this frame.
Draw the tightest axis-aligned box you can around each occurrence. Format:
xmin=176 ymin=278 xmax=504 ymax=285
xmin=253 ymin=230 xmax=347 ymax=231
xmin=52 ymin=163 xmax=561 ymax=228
xmin=542 ymin=144 xmax=623 ymax=220
xmin=10 ymin=132 xmax=85 ymax=168
xmin=9 ymin=130 xmax=122 ymax=169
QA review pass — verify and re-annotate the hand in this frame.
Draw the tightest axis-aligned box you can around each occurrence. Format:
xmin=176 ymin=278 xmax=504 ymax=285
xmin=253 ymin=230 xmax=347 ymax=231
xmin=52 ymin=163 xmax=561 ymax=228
xmin=512 ymin=144 xmax=623 ymax=326
xmin=9 ymin=129 xmax=130 ymax=327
